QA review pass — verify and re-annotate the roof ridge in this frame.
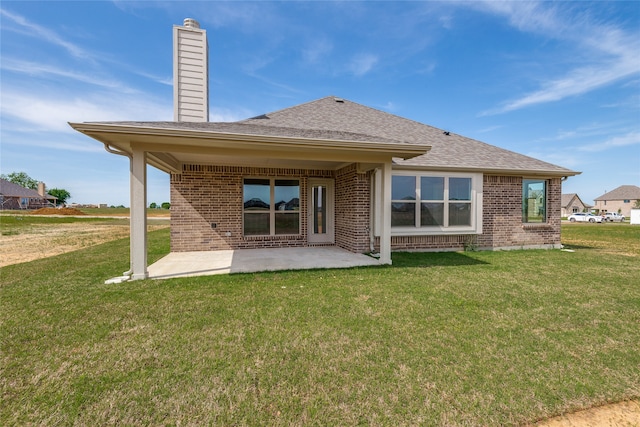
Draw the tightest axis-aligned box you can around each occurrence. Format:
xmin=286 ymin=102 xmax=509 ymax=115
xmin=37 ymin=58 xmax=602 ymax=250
xmin=594 ymin=184 xmax=640 ymax=200
xmin=250 ymin=95 xmax=450 ymax=135
xmin=240 ymin=95 xmax=338 ymax=122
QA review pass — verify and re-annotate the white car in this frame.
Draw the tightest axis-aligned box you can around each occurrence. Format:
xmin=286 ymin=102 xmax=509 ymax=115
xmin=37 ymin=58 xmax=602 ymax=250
xmin=602 ymin=212 xmax=625 ymax=222
xmin=567 ymin=213 xmax=603 ymax=223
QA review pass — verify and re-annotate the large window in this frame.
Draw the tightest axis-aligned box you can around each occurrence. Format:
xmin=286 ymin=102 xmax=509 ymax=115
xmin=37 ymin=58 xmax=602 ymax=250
xmin=522 ymin=179 xmax=547 ymax=223
xmin=391 ymin=173 xmax=479 ymax=231
xmin=243 ymin=178 xmax=300 ymax=236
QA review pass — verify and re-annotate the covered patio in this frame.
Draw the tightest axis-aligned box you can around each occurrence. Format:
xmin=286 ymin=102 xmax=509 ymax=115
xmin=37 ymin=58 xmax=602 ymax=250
xmin=146 ymin=246 xmax=382 ymax=280
xmin=70 ymin=121 xmax=429 ymax=282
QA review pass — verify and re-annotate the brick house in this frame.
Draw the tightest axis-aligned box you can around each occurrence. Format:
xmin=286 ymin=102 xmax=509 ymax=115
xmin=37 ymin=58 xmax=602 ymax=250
xmin=70 ymin=19 xmax=579 ymax=280
xmin=0 ymin=179 xmax=56 ymax=210
xmin=594 ymin=185 xmax=640 ymax=217
xmin=561 ymin=193 xmax=591 ymax=217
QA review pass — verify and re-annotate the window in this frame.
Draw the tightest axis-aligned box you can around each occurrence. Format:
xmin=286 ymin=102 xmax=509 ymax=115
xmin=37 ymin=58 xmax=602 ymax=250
xmin=243 ymin=178 xmax=300 ymax=236
xmin=391 ymin=173 xmax=479 ymax=232
xmin=522 ymin=179 xmax=546 ymax=223
xmin=624 ymin=199 xmax=630 ymax=203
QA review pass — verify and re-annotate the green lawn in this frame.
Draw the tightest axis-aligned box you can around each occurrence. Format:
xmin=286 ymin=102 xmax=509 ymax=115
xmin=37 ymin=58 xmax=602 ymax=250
xmin=1 ymin=225 xmax=639 ymax=426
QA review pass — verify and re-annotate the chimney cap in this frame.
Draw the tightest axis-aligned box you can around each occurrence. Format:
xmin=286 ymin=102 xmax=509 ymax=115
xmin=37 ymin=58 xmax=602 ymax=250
xmin=183 ymin=18 xmax=200 ymax=29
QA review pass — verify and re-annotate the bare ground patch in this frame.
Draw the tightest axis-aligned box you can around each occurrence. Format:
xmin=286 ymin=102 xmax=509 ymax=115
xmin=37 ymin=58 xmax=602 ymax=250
xmin=533 ymin=400 xmax=640 ymax=426
xmin=0 ymin=221 xmax=167 ymax=267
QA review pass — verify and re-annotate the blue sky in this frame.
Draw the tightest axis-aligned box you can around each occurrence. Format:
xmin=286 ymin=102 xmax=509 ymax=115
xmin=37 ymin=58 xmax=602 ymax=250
xmin=1 ymin=1 xmax=639 ymax=207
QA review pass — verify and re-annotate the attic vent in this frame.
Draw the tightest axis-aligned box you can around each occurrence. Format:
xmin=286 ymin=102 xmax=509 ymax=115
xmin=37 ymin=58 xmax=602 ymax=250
xmin=334 ymin=97 xmax=344 ymax=103
xmin=443 ymin=131 xmax=450 ymax=136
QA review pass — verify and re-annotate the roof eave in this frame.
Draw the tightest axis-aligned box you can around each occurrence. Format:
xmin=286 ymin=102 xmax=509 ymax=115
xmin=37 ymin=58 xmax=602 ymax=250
xmin=68 ymin=122 xmax=431 ymax=161
xmin=392 ymin=163 xmax=581 ymax=177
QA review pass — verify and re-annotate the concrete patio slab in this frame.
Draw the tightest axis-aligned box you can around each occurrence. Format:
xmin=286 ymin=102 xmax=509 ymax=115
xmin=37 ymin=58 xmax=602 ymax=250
xmin=147 ymin=247 xmax=381 ymax=279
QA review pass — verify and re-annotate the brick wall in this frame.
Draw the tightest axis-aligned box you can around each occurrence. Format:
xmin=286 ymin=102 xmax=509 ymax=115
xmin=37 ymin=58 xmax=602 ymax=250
xmin=170 ymin=165 xmax=332 ymax=252
xmin=171 ymin=166 xmax=563 ymax=254
xmin=478 ymin=175 xmax=561 ymax=250
xmin=335 ymin=164 xmax=371 ymax=253
xmin=387 ymin=175 xmax=562 ymax=252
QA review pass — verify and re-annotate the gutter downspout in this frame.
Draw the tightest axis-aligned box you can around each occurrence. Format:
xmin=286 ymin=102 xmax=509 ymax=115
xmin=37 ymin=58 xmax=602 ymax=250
xmin=369 ymin=168 xmax=378 ymax=255
xmin=104 ymin=144 xmax=131 ymax=159
xmin=103 ymin=143 xmax=135 ymax=280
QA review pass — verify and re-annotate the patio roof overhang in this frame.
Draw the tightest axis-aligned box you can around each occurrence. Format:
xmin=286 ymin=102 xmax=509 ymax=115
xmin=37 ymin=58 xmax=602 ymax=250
xmin=69 ymin=122 xmax=431 ymax=173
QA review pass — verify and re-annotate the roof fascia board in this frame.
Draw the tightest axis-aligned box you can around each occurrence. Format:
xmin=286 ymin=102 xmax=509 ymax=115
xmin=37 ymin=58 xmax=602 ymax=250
xmin=391 ymin=164 xmax=581 ymax=177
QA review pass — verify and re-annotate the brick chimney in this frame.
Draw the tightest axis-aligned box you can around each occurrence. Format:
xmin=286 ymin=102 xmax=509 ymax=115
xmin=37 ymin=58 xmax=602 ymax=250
xmin=37 ymin=182 xmax=46 ymax=197
xmin=173 ymin=18 xmax=209 ymax=122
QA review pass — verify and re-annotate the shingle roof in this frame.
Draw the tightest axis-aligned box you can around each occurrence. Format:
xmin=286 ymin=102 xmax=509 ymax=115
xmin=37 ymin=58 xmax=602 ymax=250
xmin=89 ymin=96 xmax=578 ymax=176
xmin=98 ymin=120 xmax=405 ymax=145
xmin=0 ymin=179 xmax=47 ymax=198
xmin=594 ymin=185 xmax=640 ymax=201
xmin=561 ymin=193 xmax=591 ymax=208
xmin=561 ymin=193 xmax=577 ymax=207
xmin=241 ymin=96 xmax=577 ymax=175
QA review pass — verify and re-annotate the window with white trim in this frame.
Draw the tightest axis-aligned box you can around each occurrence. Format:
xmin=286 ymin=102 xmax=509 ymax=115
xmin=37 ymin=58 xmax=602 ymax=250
xmin=389 ymin=172 xmax=482 ymax=234
xmin=243 ymin=178 xmax=300 ymax=236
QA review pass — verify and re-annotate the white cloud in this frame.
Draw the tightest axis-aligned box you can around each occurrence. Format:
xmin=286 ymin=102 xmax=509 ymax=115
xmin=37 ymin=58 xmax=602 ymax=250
xmin=209 ymin=107 xmax=254 ymax=123
xmin=579 ymin=131 xmax=640 ymax=152
xmin=0 ymin=8 xmax=92 ymax=60
xmin=476 ymin=2 xmax=640 ymax=114
xmin=477 ymin=125 xmax=504 ymax=134
xmin=1 ymin=58 xmax=138 ymax=92
xmin=302 ymin=38 xmax=333 ymax=64
xmin=1 ymin=89 xmax=172 ymax=133
xmin=537 ymin=121 xmax=630 ymax=143
xmin=1 ymin=133 xmax=105 ymax=154
xmin=348 ymin=53 xmax=378 ymax=77
xmin=490 ymin=60 xmax=639 ymax=114
xmin=242 ymin=69 xmax=304 ymax=95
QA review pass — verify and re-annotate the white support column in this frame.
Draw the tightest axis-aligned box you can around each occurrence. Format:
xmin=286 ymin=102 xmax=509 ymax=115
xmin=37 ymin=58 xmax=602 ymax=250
xmin=130 ymin=146 xmax=148 ymax=280
xmin=379 ymin=161 xmax=392 ymax=265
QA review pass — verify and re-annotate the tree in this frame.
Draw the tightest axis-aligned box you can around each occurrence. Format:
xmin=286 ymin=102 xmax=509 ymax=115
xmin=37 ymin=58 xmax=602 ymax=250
xmin=634 ymin=199 xmax=640 ymax=209
xmin=0 ymin=171 xmax=38 ymax=190
xmin=161 ymin=202 xmax=170 ymax=209
xmin=48 ymin=188 xmax=71 ymax=205
xmin=149 ymin=202 xmax=158 ymax=209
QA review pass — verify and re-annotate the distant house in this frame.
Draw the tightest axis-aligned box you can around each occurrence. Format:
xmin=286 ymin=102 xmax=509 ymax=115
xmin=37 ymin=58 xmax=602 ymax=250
xmin=593 ymin=185 xmax=640 ymax=217
xmin=561 ymin=193 xmax=591 ymax=217
xmin=0 ymin=179 xmax=57 ymax=210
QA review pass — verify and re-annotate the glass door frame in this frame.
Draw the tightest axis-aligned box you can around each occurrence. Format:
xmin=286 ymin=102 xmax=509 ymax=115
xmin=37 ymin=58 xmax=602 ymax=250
xmin=308 ymin=178 xmax=335 ymax=244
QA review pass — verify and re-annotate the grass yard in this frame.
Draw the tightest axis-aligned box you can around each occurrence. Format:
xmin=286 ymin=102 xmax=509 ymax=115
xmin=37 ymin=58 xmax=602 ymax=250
xmin=1 ymin=224 xmax=639 ymax=426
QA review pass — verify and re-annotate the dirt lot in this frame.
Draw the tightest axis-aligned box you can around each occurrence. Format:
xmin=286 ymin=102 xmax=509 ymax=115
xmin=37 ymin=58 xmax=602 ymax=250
xmin=533 ymin=400 xmax=640 ymax=426
xmin=0 ymin=219 xmax=168 ymax=267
